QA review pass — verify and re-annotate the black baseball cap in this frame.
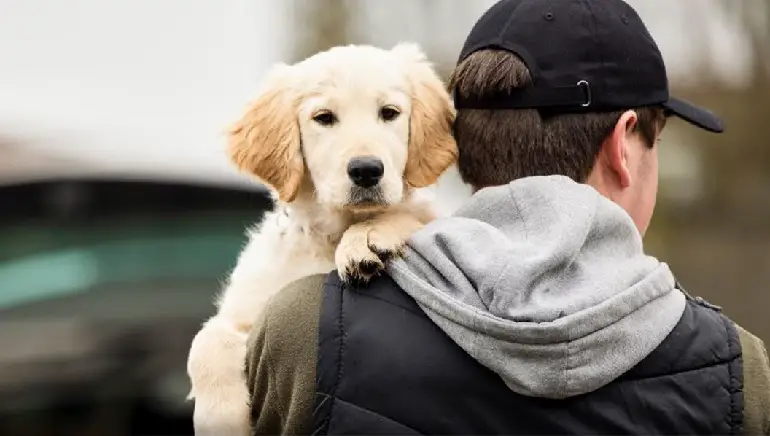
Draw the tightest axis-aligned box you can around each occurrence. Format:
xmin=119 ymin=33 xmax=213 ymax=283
xmin=455 ymin=0 xmax=724 ymax=133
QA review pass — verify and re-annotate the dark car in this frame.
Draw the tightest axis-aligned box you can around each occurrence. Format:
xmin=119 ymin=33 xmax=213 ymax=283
xmin=0 ymin=178 xmax=271 ymax=436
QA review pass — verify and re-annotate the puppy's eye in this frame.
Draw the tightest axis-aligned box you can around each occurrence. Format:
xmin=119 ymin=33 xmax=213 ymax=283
xmin=380 ymin=106 xmax=400 ymax=122
xmin=312 ymin=110 xmax=337 ymax=126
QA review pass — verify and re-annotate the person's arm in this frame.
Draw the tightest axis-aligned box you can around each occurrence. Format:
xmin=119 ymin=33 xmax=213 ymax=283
xmin=737 ymin=324 xmax=770 ymax=435
xmin=245 ymin=274 xmax=327 ymax=435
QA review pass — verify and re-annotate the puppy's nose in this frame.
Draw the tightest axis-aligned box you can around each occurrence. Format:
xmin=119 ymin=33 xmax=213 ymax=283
xmin=347 ymin=156 xmax=384 ymax=188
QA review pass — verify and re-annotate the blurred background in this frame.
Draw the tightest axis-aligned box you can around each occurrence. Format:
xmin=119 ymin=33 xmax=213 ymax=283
xmin=0 ymin=0 xmax=768 ymax=434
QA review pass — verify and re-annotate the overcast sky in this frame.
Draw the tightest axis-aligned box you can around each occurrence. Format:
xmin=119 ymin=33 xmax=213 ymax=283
xmin=0 ymin=0 xmax=759 ymax=187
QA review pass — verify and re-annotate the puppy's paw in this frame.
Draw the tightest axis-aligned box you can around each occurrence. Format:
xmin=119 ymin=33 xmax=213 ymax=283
xmin=336 ymin=225 xmax=384 ymax=284
xmin=366 ymin=212 xmax=425 ymax=267
xmin=335 ymin=212 xmax=426 ymax=285
xmin=366 ymin=223 xmax=411 ymax=262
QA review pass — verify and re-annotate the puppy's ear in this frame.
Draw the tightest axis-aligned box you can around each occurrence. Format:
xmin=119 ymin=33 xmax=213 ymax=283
xmin=392 ymin=43 xmax=458 ymax=188
xmin=227 ymin=63 xmax=304 ymax=203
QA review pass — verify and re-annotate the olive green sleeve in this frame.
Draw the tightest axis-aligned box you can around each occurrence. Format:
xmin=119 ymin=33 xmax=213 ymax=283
xmin=737 ymin=324 xmax=770 ymax=435
xmin=245 ymin=274 xmax=327 ymax=436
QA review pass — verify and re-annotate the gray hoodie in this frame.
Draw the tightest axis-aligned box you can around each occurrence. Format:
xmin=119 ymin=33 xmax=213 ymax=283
xmin=388 ymin=175 xmax=686 ymax=399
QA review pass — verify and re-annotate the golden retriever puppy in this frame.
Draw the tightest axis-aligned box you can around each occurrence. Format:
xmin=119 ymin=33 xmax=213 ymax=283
xmin=186 ymin=43 xmax=457 ymax=436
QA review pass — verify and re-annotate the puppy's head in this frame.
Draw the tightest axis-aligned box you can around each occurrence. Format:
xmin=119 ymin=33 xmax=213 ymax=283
xmin=227 ymin=43 xmax=457 ymax=210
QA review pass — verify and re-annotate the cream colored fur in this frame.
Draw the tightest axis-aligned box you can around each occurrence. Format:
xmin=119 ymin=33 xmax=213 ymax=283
xmin=186 ymin=43 xmax=457 ymax=436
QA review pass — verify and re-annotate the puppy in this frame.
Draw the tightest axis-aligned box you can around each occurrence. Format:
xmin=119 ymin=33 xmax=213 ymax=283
xmin=186 ymin=43 xmax=457 ymax=436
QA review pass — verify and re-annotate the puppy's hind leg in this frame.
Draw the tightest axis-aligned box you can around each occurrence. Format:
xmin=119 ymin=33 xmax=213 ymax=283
xmin=187 ymin=316 xmax=251 ymax=436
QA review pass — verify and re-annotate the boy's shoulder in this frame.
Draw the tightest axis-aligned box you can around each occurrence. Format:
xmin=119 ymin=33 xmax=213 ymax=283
xmin=735 ymin=323 xmax=770 ymax=435
xmin=246 ymin=273 xmax=327 ymax=435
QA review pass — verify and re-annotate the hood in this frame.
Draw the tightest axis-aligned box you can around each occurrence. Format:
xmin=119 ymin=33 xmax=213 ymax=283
xmin=388 ymin=175 xmax=686 ymax=399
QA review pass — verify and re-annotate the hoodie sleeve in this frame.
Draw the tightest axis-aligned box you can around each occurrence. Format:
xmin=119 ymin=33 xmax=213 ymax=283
xmin=245 ymin=274 xmax=327 ymax=435
xmin=737 ymin=324 xmax=770 ymax=435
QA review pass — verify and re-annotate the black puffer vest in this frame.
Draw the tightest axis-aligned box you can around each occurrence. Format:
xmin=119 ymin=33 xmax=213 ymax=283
xmin=313 ymin=274 xmax=744 ymax=435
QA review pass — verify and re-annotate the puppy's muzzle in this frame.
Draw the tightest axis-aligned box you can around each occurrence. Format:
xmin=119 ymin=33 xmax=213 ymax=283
xmin=347 ymin=156 xmax=384 ymax=188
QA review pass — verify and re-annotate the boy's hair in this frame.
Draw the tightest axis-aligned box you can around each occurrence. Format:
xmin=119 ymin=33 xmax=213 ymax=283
xmin=449 ymin=49 xmax=667 ymax=190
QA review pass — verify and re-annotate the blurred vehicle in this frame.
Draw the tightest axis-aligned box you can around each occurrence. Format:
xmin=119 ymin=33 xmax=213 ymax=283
xmin=0 ymin=177 xmax=271 ymax=436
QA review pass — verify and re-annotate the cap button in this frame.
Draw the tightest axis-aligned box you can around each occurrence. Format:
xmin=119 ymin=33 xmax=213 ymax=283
xmin=620 ymin=14 xmax=629 ymax=24
xmin=543 ymin=11 xmax=554 ymax=21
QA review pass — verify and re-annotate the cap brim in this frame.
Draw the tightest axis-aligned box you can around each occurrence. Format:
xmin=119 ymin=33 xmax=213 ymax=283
xmin=662 ymin=97 xmax=724 ymax=133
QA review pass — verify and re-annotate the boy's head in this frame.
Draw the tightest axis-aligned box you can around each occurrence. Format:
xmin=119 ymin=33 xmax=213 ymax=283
xmin=450 ymin=0 xmax=723 ymax=234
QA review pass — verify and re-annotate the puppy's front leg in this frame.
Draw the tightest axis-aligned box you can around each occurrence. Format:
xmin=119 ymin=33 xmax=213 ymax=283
xmin=336 ymin=207 xmax=432 ymax=283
